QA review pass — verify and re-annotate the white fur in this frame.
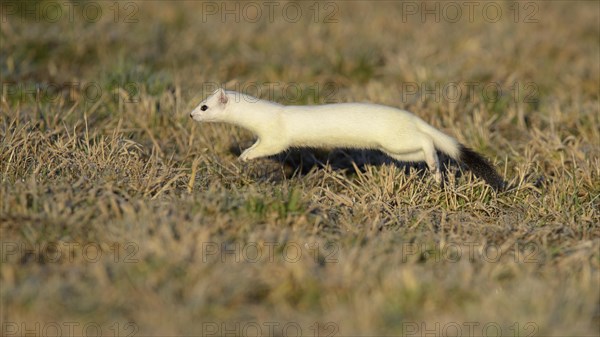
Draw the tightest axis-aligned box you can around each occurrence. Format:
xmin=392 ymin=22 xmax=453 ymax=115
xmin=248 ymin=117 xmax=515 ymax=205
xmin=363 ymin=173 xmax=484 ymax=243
xmin=190 ymin=89 xmax=461 ymax=181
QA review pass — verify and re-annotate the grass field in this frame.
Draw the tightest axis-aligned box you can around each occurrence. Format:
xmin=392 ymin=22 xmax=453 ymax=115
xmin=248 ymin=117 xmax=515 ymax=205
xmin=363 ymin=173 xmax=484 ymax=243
xmin=1 ymin=1 xmax=599 ymax=336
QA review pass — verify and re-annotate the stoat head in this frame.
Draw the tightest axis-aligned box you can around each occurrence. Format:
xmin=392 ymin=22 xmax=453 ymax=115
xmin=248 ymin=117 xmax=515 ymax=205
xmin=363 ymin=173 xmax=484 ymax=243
xmin=190 ymin=88 xmax=229 ymax=122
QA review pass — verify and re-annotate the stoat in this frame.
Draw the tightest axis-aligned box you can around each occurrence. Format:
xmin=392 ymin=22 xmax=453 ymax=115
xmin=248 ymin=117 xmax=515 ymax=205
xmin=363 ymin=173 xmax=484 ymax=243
xmin=190 ymin=89 xmax=506 ymax=190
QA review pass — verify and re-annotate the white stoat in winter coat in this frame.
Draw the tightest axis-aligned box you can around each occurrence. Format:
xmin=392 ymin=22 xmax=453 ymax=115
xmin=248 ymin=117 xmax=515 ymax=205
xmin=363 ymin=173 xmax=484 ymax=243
xmin=190 ymin=89 xmax=506 ymax=190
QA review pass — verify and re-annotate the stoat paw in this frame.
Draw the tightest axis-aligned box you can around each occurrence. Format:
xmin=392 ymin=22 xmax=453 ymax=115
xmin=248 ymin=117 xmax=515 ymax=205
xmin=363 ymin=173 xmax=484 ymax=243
xmin=238 ymin=151 xmax=251 ymax=162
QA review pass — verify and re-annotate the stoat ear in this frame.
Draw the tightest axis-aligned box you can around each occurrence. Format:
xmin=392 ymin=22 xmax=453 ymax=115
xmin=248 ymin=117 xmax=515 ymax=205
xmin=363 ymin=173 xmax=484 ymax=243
xmin=218 ymin=88 xmax=229 ymax=104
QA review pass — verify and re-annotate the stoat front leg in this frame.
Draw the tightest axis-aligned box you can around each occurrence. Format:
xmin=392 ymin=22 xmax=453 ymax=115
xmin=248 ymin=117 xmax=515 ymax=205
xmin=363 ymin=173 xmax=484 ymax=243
xmin=239 ymin=139 xmax=287 ymax=161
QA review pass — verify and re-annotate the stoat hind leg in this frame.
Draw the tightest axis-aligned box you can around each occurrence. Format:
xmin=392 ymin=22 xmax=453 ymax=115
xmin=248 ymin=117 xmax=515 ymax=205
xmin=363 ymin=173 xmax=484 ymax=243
xmin=383 ymin=139 xmax=441 ymax=183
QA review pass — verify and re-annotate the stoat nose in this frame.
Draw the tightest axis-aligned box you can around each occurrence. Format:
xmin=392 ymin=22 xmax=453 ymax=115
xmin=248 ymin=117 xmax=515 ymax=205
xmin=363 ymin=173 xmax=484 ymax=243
xmin=189 ymin=113 xmax=193 ymax=119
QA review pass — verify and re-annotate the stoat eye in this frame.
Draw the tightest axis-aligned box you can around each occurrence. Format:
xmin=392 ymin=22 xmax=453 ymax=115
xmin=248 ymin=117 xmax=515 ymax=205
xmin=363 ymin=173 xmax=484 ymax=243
xmin=200 ymin=105 xmax=208 ymax=111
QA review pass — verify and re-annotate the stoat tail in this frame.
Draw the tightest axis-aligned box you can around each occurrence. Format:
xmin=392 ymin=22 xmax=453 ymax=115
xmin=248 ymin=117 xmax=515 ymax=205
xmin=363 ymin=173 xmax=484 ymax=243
xmin=417 ymin=120 xmax=506 ymax=191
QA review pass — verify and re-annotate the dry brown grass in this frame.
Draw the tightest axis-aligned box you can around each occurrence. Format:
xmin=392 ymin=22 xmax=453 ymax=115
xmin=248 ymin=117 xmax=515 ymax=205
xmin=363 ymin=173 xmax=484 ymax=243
xmin=1 ymin=1 xmax=599 ymax=336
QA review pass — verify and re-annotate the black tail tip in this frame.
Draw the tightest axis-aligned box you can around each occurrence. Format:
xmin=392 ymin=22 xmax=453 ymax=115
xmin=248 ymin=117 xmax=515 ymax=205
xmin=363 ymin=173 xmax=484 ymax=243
xmin=459 ymin=145 xmax=507 ymax=191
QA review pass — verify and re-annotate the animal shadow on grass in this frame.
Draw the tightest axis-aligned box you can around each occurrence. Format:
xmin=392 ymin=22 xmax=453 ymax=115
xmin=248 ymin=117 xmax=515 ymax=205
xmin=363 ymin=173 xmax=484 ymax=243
xmin=229 ymin=142 xmax=462 ymax=184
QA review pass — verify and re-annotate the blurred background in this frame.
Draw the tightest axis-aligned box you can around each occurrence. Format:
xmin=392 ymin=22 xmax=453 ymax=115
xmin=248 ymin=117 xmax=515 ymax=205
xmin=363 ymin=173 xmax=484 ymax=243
xmin=4 ymin=1 xmax=598 ymax=110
